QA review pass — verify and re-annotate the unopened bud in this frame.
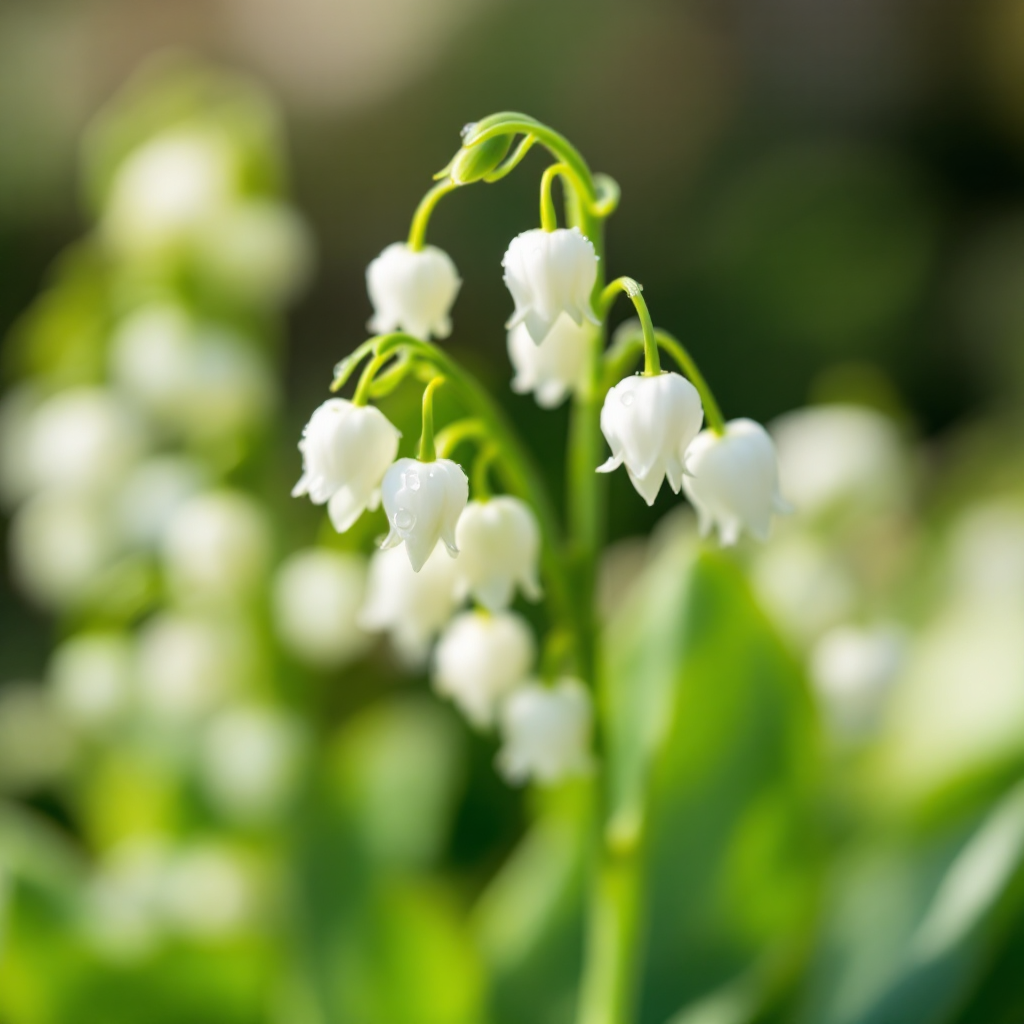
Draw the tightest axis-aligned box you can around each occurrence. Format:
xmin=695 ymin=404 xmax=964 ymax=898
xmin=450 ymin=134 xmax=513 ymax=185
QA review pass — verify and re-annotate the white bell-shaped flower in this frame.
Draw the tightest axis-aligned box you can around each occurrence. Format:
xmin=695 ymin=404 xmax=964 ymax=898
xmin=507 ymin=318 xmax=593 ymax=408
xmin=502 ymin=227 xmax=600 ymax=345
xmin=433 ymin=611 xmax=535 ymax=729
xmin=381 ymin=457 xmax=469 ymax=572
xmin=292 ymin=398 xmax=401 ymax=533
xmin=366 ymin=242 xmax=461 ymax=341
xmin=454 ymin=497 xmax=542 ymax=612
xmin=497 ymin=678 xmax=594 ymax=786
xmin=359 ymin=541 xmax=461 ymax=667
xmin=683 ymin=418 xmax=791 ymax=546
xmin=597 ymin=372 xmax=704 ymax=506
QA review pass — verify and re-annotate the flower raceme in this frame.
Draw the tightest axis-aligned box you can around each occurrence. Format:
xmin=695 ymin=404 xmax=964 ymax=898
xmin=454 ymin=497 xmax=542 ymax=612
xmin=432 ymin=610 xmax=535 ymax=729
xmin=683 ymin=418 xmax=791 ymax=545
xmin=366 ymin=242 xmax=461 ymax=341
xmin=502 ymin=228 xmax=600 ymax=345
xmin=381 ymin=457 xmax=469 ymax=572
xmin=597 ymin=372 xmax=704 ymax=506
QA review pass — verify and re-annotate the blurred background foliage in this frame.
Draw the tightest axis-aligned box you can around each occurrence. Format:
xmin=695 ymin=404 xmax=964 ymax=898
xmin=1 ymin=1 xmax=1024 ymax=1022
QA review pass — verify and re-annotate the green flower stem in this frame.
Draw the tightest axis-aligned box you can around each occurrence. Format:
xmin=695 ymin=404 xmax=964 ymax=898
xmin=407 ymin=179 xmax=459 ymax=252
xmin=435 ymin=418 xmax=488 ymax=458
xmin=654 ymin=329 xmax=725 ymax=434
xmin=577 ymin=837 xmax=644 ymax=1024
xmin=418 ymin=376 xmax=445 ymax=461
xmin=331 ymin=338 xmax=378 ymax=392
xmin=598 ymin=278 xmax=661 ymax=376
xmin=472 ymin=444 xmax=498 ymax=500
xmin=352 ymin=352 xmax=393 ymax=406
xmin=540 ymin=163 xmax=570 ymax=232
xmin=373 ymin=333 xmax=576 ymax=643
xmin=482 ymin=133 xmax=537 ymax=182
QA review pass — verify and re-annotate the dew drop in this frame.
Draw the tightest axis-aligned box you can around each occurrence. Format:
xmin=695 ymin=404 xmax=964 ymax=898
xmin=405 ymin=472 xmax=421 ymax=491
xmin=621 ymin=392 xmax=634 ymax=407
xmin=394 ymin=510 xmax=416 ymax=531
xmin=461 ymin=122 xmax=478 ymax=139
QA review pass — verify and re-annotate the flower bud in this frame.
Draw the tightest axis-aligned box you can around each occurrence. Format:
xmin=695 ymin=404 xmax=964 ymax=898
xmin=597 ymin=372 xmax=704 ymax=506
xmin=454 ymin=497 xmax=542 ymax=612
xmin=433 ymin=611 xmax=535 ymax=728
xmin=366 ymin=242 xmax=461 ymax=341
xmin=508 ymin=318 xmax=593 ymax=408
xmin=381 ymin=457 xmax=469 ymax=572
xmin=292 ymin=398 xmax=401 ymax=533
xmin=359 ymin=541 xmax=461 ymax=667
xmin=496 ymin=678 xmax=594 ymax=785
xmin=683 ymin=418 xmax=791 ymax=546
xmin=450 ymin=134 xmax=513 ymax=185
xmin=502 ymin=227 xmax=600 ymax=345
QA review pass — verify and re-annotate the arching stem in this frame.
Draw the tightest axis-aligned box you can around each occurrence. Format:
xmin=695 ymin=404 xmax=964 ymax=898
xmin=407 ymin=179 xmax=458 ymax=251
xmin=418 ymin=376 xmax=445 ymax=462
xmin=598 ymin=278 xmax=661 ymax=377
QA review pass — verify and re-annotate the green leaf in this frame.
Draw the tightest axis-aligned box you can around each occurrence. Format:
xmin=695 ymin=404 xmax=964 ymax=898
xmin=600 ymin=534 xmax=821 ymax=1024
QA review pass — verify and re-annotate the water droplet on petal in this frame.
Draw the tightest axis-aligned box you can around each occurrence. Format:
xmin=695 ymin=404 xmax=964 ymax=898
xmin=621 ymin=392 xmax=634 ymax=407
xmin=405 ymin=471 xmax=421 ymax=491
xmin=394 ymin=510 xmax=416 ymax=531
xmin=461 ymin=122 xmax=478 ymax=139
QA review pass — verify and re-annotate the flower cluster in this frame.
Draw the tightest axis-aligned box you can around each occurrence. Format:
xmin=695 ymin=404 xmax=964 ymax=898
xmin=293 ymin=115 xmax=793 ymax=787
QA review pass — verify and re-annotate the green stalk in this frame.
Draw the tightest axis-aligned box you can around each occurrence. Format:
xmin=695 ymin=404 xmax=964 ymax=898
xmin=418 ymin=376 xmax=444 ymax=461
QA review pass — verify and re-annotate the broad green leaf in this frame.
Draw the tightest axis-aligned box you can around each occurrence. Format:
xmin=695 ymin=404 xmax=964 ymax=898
xmin=601 ymin=534 xmax=821 ymax=1024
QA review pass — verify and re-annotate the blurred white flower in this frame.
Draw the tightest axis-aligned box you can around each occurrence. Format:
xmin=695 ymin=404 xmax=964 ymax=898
xmin=84 ymin=838 xmax=171 ymax=961
xmin=598 ymin=373 xmax=704 ymax=506
xmin=771 ymin=404 xmax=909 ymax=519
xmin=507 ymin=318 xmax=593 ymax=408
xmin=381 ymin=457 xmax=468 ymax=572
xmin=433 ymin=611 xmax=535 ymax=728
xmin=0 ymin=383 xmax=42 ymax=507
xmin=195 ymin=200 xmax=314 ymax=306
xmin=25 ymin=387 xmax=143 ymax=495
xmin=8 ymin=490 xmax=113 ymax=609
xmin=683 ymin=419 xmax=790 ymax=545
xmin=810 ymin=624 xmax=907 ymax=738
xmin=103 ymin=131 xmax=235 ymax=256
xmin=160 ymin=844 xmax=254 ymax=938
xmin=272 ymin=548 xmax=369 ymax=667
xmin=161 ymin=490 xmax=272 ymax=604
xmin=503 ymin=227 xmax=600 ymax=344
xmin=136 ymin=614 xmax=249 ymax=721
xmin=366 ymin=241 xmax=461 ymax=340
xmin=48 ymin=632 xmax=134 ymax=731
xmin=497 ymin=678 xmax=594 ymax=785
xmin=360 ymin=541 xmax=461 ymax=667
xmin=292 ymin=397 xmax=401 ymax=532
xmin=454 ymin=497 xmax=542 ymax=612
xmin=751 ymin=533 xmax=858 ymax=646
xmin=111 ymin=306 xmax=275 ymax=442
xmin=201 ymin=706 xmax=306 ymax=822
xmin=945 ymin=501 xmax=1024 ymax=603
xmin=114 ymin=455 xmax=207 ymax=548
xmin=0 ymin=683 xmax=75 ymax=793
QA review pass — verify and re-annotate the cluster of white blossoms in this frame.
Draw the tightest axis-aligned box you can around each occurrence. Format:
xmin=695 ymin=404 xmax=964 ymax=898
xmin=294 ymin=129 xmax=794 ymax=785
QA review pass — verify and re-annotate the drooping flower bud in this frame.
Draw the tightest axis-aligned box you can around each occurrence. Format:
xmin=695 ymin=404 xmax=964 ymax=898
xmin=496 ymin=678 xmax=594 ymax=785
xmin=292 ymin=398 xmax=401 ymax=533
xmin=450 ymin=134 xmax=513 ymax=185
xmin=454 ymin=496 xmax=542 ymax=612
xmin=682 ymin=418 xmax=791 ymax=546
xmin=359 ymin=541 xmax=461 ymax=667
xmin=433 ymin=611 xmax=535 ymax=728
xmin=597 ymin=372 xmax=704 ymax=505
xmin=502 ymin=227 xmax=600 ymax=345
xmin=366 ymin=242 xmax=461 ymax=341
xmin=507 ymin=318 xmax=593 ymax=408
xmin=381 ymin=457 xmax=469 ymax=572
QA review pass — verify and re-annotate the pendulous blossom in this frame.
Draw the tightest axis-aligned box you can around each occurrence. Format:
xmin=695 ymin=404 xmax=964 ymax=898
xmin=502 ymin=227 xmax=600 ymax=345
xmin=292 ymin=398 xmax=401 ymax=533
xmin=381 ymin=457 xmax=469 ymax=572
xmin=683 ymin=418 xmax=790 ymax=546
xmin=366 ymin=242 xmax=461 ymax=341
xmin=507 ymin=318 xmax=593 ymax=408
xmin=454 ymin=497 xmax=542 ymax=612
xmin=597 ymin=372 xmax=704 ymax=505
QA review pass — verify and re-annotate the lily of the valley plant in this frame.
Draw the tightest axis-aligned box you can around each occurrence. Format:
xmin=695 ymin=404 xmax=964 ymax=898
xmin=292 ymin=113 xmax=789 ymax=1024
